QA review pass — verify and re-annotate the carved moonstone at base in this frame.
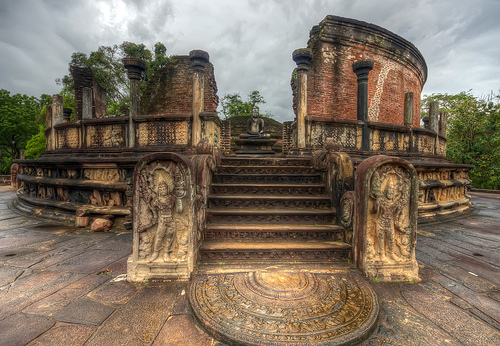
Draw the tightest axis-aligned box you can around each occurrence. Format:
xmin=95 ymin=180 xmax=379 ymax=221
xmin=189 ymin=271 xmax=379 ymax=345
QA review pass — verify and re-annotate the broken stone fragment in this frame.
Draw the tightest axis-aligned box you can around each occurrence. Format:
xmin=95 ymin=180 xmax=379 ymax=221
xmin=91 ymin=218 xmax=113 ymax=232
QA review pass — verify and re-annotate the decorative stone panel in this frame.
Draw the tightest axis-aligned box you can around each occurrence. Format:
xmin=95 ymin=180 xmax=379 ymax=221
xmin=137 ymin=121 xmax=188 ymax=146
xmin=128 ymin=153 xmax=195 ymax=281
xmin=352 ymin=155 xmax=419 ymax=282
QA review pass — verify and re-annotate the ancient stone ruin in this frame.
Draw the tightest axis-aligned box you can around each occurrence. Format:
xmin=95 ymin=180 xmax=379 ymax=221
xmin=13 ymin=15 xmax=474 ymax=345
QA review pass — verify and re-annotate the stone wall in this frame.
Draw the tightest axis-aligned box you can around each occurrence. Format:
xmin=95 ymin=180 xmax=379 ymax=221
xmin=140 ymin=56 xmax=218 ymax=116
xmin=71 ymin=66 xmax=107 ymax=119
xmin=294 ymin=15 xmax=427 ymax=127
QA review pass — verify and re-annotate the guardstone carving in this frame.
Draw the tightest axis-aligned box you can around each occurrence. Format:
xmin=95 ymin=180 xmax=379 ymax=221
xmin=127 ymin=153 xmax=195 ymax=281
xmin=352 ymin=155 xmax=419 ymax=282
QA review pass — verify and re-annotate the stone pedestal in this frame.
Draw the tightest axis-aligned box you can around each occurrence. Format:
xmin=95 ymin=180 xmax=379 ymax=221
xmin=234 ymin=137 xmax=277 ymax=155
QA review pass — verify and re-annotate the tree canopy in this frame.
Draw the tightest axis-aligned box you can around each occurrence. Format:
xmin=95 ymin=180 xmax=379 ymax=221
xmin=0 ymin=89 xmax=41 ymax=173
xmin=422 ymin=90 xmax=500 ymax=189
xmin=56 ymin=41 xmax=171 ymax=116
xmin=220 ymin=90 xmax=268 ymax=119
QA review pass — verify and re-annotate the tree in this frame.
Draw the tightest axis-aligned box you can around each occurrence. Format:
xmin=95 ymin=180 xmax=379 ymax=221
xmin=25 ymin=125 xmax=46 ymax=159
xmin=56 ymin=41 xmax=171 ymax=116
xmin=0 ymin=90 xmax=40 ymax=173
xmin=220 ymin=91 xmax=267 ymax=119
xmin=421 ymin=91 xmax=500 ymax=189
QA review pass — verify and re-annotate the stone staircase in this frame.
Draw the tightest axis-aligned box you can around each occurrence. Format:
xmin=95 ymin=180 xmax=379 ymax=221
xmin=199 ymin=156 xmax=352 ymax=263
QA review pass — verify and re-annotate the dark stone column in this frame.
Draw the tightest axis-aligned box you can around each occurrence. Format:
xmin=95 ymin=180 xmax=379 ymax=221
xmin=123 ymin=58 xmax=146 ymax=148
xmin=404 ymin=92 xmax=414 ymax=126
xmin=352 ymin=60 xmax=374 ymax=152
xmin=190 ymin=50 xmax=209 ymax=147
xmin=292 ymin=48 xmax=312 ymax=149
xmin=429 ymin=101 xmax=439 ymax=133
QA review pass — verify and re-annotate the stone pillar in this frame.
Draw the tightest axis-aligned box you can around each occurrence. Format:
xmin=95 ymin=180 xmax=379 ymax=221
xmin=352 ymin=60 xmax=374 ymax=152
xmin=123 ymin=58 xmax=146 ymax=148
xmin=429 ymin=101 xmax=439 ymax=133
xmin=404 ymin=92 xmax=414 ymax=126
xmin=82 ymin=87 xmax=93 ymax=119
xmin=439 ymin=111 xmax=448 ymax=138
xmin=292 ymin=48 xmax=312 ymax=149
xmin=81 ymin=87 xmax=93 ymax=149
xmin=189 ymin=50 xmax=209 ymax=147
xmin=352 ymin=155 xmax=419 ymax=282
xmin=52 ymin=95 xmax=64 ymax=150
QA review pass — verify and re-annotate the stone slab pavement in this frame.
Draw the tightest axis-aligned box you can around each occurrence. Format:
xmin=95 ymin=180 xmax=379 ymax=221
xmin=0 ymin=185 xmax=499 ymax=345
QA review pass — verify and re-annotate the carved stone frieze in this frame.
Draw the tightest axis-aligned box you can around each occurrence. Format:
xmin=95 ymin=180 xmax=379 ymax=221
xmin=210 ymin=185 xmax=325 ymax=196
xmin=212 ymin=174 xmax=321 ymax=184
xmin=340 ymin=191 xmax=355 ymax=244
xmin=57 ymin=127 xmax=79 ymax=149
xmin=137 ymin=121 xmax=188 ymax=146
xmin=209 ymin=198 xmax=331 ymax=210
xmin=204 ymin=230 xmax=343 ymax=242
xmin=216 ymin=166 xmax=316 ymax=175
xmin=84 ymin=168 xmax=122 ymax=182
xmin=87 ymin=125 xmax=125 ymax=148
xmin=354 ymin=155 xmax=419 ymax=282
xmin=220 ymin=158 xmax=311 ymax=167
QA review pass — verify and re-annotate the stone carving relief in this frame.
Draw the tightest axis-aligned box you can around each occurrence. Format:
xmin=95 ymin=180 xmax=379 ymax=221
xmin=354 ymin=156 xmax=419 ymax=282
xmin=137 ymin=121 xmax=188 ymax=146
xmin=88 ymin=125 xmax=125 ymax=148
xmin=367 ymin=165 xmax=412 ymax=263
xmin=84 ymin=168 xmax=122 ymax=182
xmin=57 ymin=127 xmax=79 ymax=149
xmin=135 ymin=160 xmax=189 ymax=262
xmin=340 ymin=191 xmax=354 ymax=244
xmin=311 ymin=124 xmax=357 ymax=149
xmin=89 ymin=190 xmax=121 ymax=207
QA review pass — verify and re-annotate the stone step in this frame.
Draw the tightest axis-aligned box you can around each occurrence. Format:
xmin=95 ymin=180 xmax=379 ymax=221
xmin=199 ymin=240 xmax=351 ymax=263
xmin=221 ymin=157 xmax=311 ymax=167
xmin=206 ymin=208 xmax=336 ymax=224
xmin=216 ymin=165 xmax=316 ymax=175
xmin=204 ymin=224 xmax=345 ymax=242
xmin=212 ymin=173 xmax=322 ymax=184
xmin=210 ymin=183 xmax=326 ymax=196
xmin=208 ymin=195 xmax=331 ymax=209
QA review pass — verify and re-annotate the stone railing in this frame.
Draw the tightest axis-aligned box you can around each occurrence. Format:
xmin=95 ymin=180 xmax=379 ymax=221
xmin=44 ymin=113 xmax=221 ymax=151
xmin=284 ymin=117 xmax=448 ymax=157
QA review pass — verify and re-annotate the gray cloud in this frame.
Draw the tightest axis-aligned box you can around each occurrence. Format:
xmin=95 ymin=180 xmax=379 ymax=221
xmin=1 ymin=0 xmax=499 ymax=122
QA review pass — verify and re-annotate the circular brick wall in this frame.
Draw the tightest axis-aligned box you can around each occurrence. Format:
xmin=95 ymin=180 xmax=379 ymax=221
xmin=303 ymin=15 xmax=427 ymax=127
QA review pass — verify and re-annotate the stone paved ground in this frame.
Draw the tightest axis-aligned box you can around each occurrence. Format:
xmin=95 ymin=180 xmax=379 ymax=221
xmin=0 ymin=185 xmax=499 ymax=345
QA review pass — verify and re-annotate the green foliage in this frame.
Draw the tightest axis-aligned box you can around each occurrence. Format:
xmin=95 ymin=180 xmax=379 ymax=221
xmin=56 ymin=41 xmax=171 ymax=116
xmin=0 ymin=89 xmax=40 ymax=173
xmin=25 ymin=125 xmax=46 ymax=159
xmin=220 ymin=90 xmax=268 ymax=119
xmin=422 ymin=91 xmax=500 ymax=189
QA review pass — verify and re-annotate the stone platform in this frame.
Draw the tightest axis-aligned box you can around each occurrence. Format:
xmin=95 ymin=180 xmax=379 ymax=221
xmin=1 ymin=186 xmax=500 ymax=345
xmin=189 ymin=271 xmax=379 ymax=345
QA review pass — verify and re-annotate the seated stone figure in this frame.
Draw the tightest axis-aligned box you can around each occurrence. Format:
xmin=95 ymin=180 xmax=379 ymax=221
xmin=240 ymin=108 xmax=271 ymax=139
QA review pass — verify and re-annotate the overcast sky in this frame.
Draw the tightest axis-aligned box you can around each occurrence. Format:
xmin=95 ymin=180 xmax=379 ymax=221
xmin=1 ymin=0 xmax=499 ymax=122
